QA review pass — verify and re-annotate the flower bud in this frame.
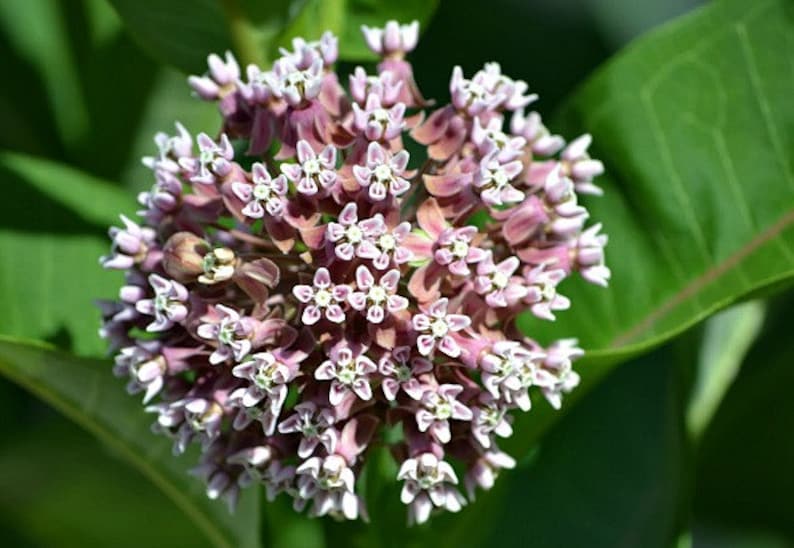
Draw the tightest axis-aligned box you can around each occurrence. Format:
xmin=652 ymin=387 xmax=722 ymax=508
xmin=162 ymin=232 xmax=210 ymax=282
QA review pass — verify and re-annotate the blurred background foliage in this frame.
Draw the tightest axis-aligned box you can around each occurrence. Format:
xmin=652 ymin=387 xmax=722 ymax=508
xmin=2 ymin=0 xmax=794 ymax=547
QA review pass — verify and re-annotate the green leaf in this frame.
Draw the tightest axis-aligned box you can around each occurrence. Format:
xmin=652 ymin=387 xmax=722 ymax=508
xmin=0 ymin=409 xmax=211 ymax=547
xmin=108 ymin=0 xmax=438 ymax=71
xmin=107 ymin=0 xmax=234 ymax=73
xmin=523 ymin=0 xmax=794 ymax=362
xmin=686 ymin=300 xmax=764 ymax=438
xmin=0 ymin=336 xmax=261 ymax=548
xmin=0 ymin=152 xmax=132 ymax=355
xmin=695 ymin=290 xmax=794 ymax=539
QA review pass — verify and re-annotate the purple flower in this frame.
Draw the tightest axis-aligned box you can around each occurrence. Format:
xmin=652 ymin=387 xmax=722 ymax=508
xmin=188 ymin=51 xmax=240 ymax=100
xmin=296 ymin=454 xmax=361 ymax=520
xmin=412 ymin=298 xmax=471 ymax=358
xmin=314 ymin=344 xmax=377 ymax=405
xmin=352 ymin=93 xmax=406 ymax=141
xmin=474 ymin=253 xmax=528 ymax=307
xmin=229 ymin=351 xmax=297 ymax=434
xmin=232 ymin=163 xmax=288 ymax=218
xmin=510 ymin=109 xmax=564 ymax=156
xmin=378 ymin=346 xmax=433 ymax=401
xmin=113 ymin=342 xmax=166 ymax=404
xmin=293 ymin=267 xmax=350 ymax=324
xmin=348 ymin=266 xmax=408 ymax=324
xmin=135 ymin=274 xmax=189 ymax=332
xmin=325 ymin=203 xmax=385 ymax=261
xmin=398 ymin=453 xmax=466 ymax=525
xmin=464 ymin=448 xmax=515 ymax=500
xmin=361 ymin=20 xmax=419 ymax=57
xmin=100 ymin=19 xmax=609 ymax=524
xmin=278 ymin=402 xmax=337 ymax=458
xmin=352 ymin=141 xmax=411 ymax=201
xmin=101 ymin=215 xmax=155 ymax=269
xmin=561 ymin=134 xmax=605 ymax=195
xmin=179 ymin=132 xmax=234 ymax=185
xmin=266 ymin=57 xmax=323 ymax=107
xmin=349 ymin=67 xmax=403 ymax=106
xmin=416 ymin=384 xmax=473 ymax=443
xmin=280 ymin=140 xmax=337 ymax=196
xmin=472 ymin=152 xmax=525 ymax=207
xmin=197 ymin=305 xmax=255 ymax=364
xmin=470 ymin=396 xmax=513 ymax=449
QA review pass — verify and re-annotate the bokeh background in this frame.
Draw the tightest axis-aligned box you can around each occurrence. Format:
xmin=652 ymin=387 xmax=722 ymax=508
xmin=2 ymin=1 xmax=793 ymax=546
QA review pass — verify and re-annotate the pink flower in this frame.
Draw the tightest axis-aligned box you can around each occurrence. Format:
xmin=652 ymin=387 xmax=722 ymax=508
xmin=325 ymin=203 xmax=385 ymax=261
xmin=295 ymin=454 xmax=361 ymax=520
xmin=293 ymin=267 xmax=350 ymax=324
xmin=197 ymin=305 xmax=255 ymax=364
xmin=378 ymin=346 xmax=433 ymax=401
xmin=352 ymin=141 xmax=411 ymax=201
xmin=181 ymin=133 xmax=234 ymax=185
xmin=474 ymin=253 xmax=528 ymax=307
xmin=314 ymin=344 xmax=377 ymax=405
xmin=232 ymin=163 xmax=288 ymax=218
xmin=135 ymin=274 xmax=189 ymax=332
xmin=361 ymin=20 xmax=419 ymax=57
xmin=416 ymin=384 xmax=473 ymax=443
xmin=398 ymin=453 xmax=466 ymax=525
xmin=280 ymin=140 xmax=337 ymax=196
xmin=349 ymin=67 xmax=403 ymax=106
xmin=412 ymin=298 xmax=471 ymax=358
xmin=352 ymin=93 xmax=406 ymax=141
xmin=348 ymin=266 xmax=409 ymax=324
xmin=278 ymin=402 xmax=337 ymax=458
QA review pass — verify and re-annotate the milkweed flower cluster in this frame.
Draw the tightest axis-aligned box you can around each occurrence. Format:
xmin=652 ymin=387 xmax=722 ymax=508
xmin=99 ymin=20 xmax=609 ymax=525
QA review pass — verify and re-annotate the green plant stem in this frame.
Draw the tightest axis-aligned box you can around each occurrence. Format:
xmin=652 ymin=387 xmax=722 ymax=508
xmin=221 ymin=0 xmax=265 ymax=67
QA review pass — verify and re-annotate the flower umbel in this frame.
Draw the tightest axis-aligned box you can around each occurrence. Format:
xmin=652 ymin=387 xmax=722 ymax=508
xmin=99 ymin=19 xmax=610 ymax=526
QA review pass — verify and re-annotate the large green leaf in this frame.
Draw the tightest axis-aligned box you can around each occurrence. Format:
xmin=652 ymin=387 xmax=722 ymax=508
xmin=0 ymin=336 xmax=260 ymax=548
xmin=522 ymin=0 xmax=794 ymax=361
xmin=507 ymin=0 xmax=794 ymax=463
xmin=694 ymin=290 xmax=794 ymax=540
xmin=0 ymin=152 xmax=135 ymax=355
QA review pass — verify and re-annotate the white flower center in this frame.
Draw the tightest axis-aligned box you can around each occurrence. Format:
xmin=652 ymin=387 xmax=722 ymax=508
xmin=492 ymin=271 xmax=509 ymax=289
xmin=374 ymin=164 xmax=393 ymax=182
xmin=314 ymin=289 xmax=332 ymax=307
xmin=368 ymin=285 xmax=387 ymax=303
xmin=303 ymin=158 xmax=321 ymax=175
xmin=451 ymin=240 xmax=469 ymax=258
xmin=345 ymin=225 xmax=363 ymax=243
xmin=431 ymin=319 xmax=449 ymax=338
xmin=253 ymin=182 xmax=271 ymax=201
xmin=379 ymin=233 xmax=396 ymax=250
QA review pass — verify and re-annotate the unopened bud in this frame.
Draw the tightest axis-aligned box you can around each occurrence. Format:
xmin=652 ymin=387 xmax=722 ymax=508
xmin=162 ymin=232 xmax=210 ymax=282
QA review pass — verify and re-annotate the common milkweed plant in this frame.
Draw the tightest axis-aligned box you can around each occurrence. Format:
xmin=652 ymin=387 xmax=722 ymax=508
xmin=98 ymin=20 xmax=609 ymax=525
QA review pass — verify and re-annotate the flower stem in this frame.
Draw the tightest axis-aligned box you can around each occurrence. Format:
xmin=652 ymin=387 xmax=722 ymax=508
xmin=221 ymin=0 xmax=266 ymax=68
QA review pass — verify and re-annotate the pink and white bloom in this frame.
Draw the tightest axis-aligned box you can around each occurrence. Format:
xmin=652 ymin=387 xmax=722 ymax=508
xmin=325 ymin=203 xmax=385 ymax=261
xmin=361 ymin=20 xmax=419 ymax=57
xmin=474 ymin=253 xmax=528 ymax=307
xmin=280 ymin=140 xmax=337 ymax=196
xmin=135 ymin=274 xmax=189 ymax=332
xmin=314 ymin=344 xmax=377 ymax=405
xmin=348 ymin=266 xmax=409 ymax=324
xmin=293 ymin=267 xmax=351 ymax=324
xmin=296 ymin=454 xmax=361 ymax=520
xmin=398 ymin=453 xmax=466 ymax=525
xmin=416 ymin=384 xmax=473 ymax=444
xmin=181 ymin=133 xmax=234 ymax=185
xmin=197 ymin=305 xmax=255 ymax=364
xmin=232 ymin=163 xmax=288 ymax=218
xmin=352 ymin=141 xmax=411 ymax=201
xmin=278 ymin=402 xmax=337 ymax=458
xmin=412 ymin=299 xmax=471 ymax=358
xmin=352 ymin=94 xmax=406 ymax=141
xmin=378 ymin=346 xmax=433 ymax=401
